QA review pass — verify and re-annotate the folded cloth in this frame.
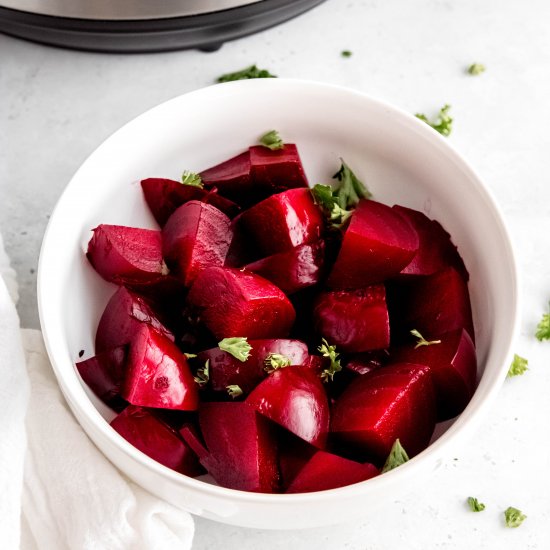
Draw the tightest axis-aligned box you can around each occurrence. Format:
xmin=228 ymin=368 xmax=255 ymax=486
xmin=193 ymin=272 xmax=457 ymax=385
xmin=0 ymin=238 xmax=195 ymax=550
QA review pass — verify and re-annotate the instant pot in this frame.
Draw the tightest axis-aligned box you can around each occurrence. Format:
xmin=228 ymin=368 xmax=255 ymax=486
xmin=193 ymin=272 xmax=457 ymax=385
xmin=0 ymin=0 xmax=326 ymax=53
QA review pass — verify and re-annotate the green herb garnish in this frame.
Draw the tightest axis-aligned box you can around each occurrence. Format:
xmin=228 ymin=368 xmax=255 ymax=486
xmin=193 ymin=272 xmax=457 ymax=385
xmin=467 ymin=63 xmax=486 ymax=75
xmin=194 ymin=359 xmax=210 ymax=387
xmin=382 ymin=439 xmax=410 ymax=473
xmin=311 ymin=184 xmax=353 ymax=227
xmin=217 ymin=64 xmax=277 ymax=83
xmin=507 ymin=354 xmax=528 ymax=378
xmin=181 ymin=171 xmax=203 ymax=188
xmin=410 ymin=329 xmax=441 ymax=349
xmin=467 ymin=497 xmax=486 ymax=512
xmin=264 ymin=353 xmax=292 ymax=373
xmin=259 ymin=130 xmax=284 ymax=151
xmin=415 ymin=104 xmax=453 ymax=137
xmin=318 ymin=339 xmax=343 ymax=382
xmin=504 ymin=506 xmax=526 ymax=528
xmin=218 ymin=337 xmax=252 ymax=362
xmin=341 ymin=50 xmax=353 ymax=58
xmin=333 ymin=160 xmax=372 ymax=208
xmin=226 ymin=384 xmax=243 ymax=399
xmin=535 ymin=302 xmax=550 ymax=341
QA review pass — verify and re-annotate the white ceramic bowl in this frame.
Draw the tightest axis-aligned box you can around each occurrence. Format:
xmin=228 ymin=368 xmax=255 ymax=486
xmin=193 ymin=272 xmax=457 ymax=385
xmin=38 ymin=79 xmax=519 ymax=529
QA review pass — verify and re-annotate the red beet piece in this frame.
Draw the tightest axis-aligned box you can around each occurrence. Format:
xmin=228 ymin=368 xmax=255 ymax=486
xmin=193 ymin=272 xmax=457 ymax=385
xmin=399 ymin=266 xmax=475 ymax=342
xmin=286 ymin=451 xmax=379 ymax=493
xmin=247 ymin=366 xmax=330 ymax=448
xmin=237 ymin=188 xmax=324 ymax=256
xmin=187 ymin=267 xmax=296 ymax=339
xmin=392 ymin=205 xmax=468 ymax=280
xmin=162 ymin=201 xmax=233 ymax=287
xmin=141 ymin=177 xmax=240 ymax=226
xmin=345 ymin=349 xmax=390 ymax=376
xmin=111 ymin=405 xmax=203 ymax=476
xmin=313 ymin=285 xmax=390 ymax=353
xmin=245 ymin=240 xmax=325 ymax=294
xmin=392 ymin=329 xmax=477 ymax=420
xmin=76 ymin=346 xmax=127 ymax=411
xmin=197 ymin=339 xmax=309 ymax=394
xmin=95 ymin=286 xmax=174 ymax=354
xmin=87 ymin=225 xmax=168 ymax=284
xmin=331 ymin=362 xmax=436 ymax=463
xmin=121 ymin=325 xmax=198 ymax=411
xmin=278 ymin=430 xmax=318 ymax=489
xmin=192 ymin=402 xmax=280 ymax=492
xmin=327 ymin=199 xmax=419 ymax=289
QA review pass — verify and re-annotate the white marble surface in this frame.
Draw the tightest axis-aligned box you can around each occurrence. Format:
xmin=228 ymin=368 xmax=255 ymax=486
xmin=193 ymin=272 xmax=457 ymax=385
xmin=2 ymin=0 xmax=550 ymax=547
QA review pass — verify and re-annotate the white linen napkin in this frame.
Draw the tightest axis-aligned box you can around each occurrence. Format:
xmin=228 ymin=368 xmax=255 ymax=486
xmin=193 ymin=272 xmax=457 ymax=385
xmin=0 ymin=236 xmax=195 ymax=550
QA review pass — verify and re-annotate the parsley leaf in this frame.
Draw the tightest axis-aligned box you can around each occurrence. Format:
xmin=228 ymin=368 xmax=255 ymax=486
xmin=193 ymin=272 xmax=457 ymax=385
xmin=507 ymin=354 xmax=528 ymax=378
xmin=467 ymin=63 xmax=486 ymax=75
xmin=341 ymin=50 xmax=352 ymax=58
xmin=535 ymin=302 xmax=550 ymax=341
xmin=217 ymin=64 xmax=277 ymax=83
xmin=415 ymin=104 xmax=453 ymax=137
xmin=184 ymin=353 xmax=197 ymax=359
xmin=467 ymin=496 xmax=486 ymax=512
xmin=382 ymin=439 xmax=410 ymax=473
xmin=218 ymin=337 xmax=252 ymax=362
xmin=181 ymin=171 xmax=203 ymax=188
xmin=318 ymin=339 xmax=342 ymax=382
xmin=194 ymin=359 xmax=210 ymax=387
xmin=410 ymin=329 xmax=441 ymax=349
xmin=333 ymin=160 xmax=372 ymax=208
xmin=264 ymin=353 xmax=292 ymax=373
xmin=259 ymin=130 xmax=284 ymax=151
xmin=504 ymin=506 xmax=527 ymax=528
xmin=226 ymin=384 xmax=243 ymax=399
xmin=311 ymin=184 xmax=353 ymax=227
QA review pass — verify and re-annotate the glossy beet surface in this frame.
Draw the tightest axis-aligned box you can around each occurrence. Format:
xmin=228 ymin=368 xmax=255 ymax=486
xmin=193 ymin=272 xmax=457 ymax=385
xmin=313 ymin=285 xmax=390 ymax=353
xmin=392 ymin=329 xmax=477 ymax=420
xmin=187 ymin=267 xmax=296 ymax=340
xmin=345 ymin=350 xmax=390 ymax=376
xmin=190 ymin=402 xmax=279 ymax=492
xmin=75 ymin=346 xmax=127 ymax=412
xmin=328 ymin=199 xmax=419 ymax=289
xmin=162 ymin=201 xmax=232 ymax=287
xmin=238 ymin=188 xmax=324 ymax=256
xmin=197 ymin=339 xmax=309 ymax=395
xmin=286 ymin=451 xmax=379 ymax=493
xmin=331 ymin=363 xmax=436 ymax=463
xmin=141 ymin=177 xmax=239 ymax=226
xmin=111 ymin=406 xmax=203 ymax=476
xmin=245 ymin=240 xmax=325 ymax=295
xmin=95 ymin=287 xmax=174 ymax=354
xmin=247 ymin=366 xmax=330 ymax=449
xmin=122 ymin=325 xmax=198 ymax=411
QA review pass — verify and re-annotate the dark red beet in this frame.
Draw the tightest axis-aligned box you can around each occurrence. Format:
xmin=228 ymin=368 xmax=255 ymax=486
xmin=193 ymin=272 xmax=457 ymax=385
xmin=237 ymin=188 xmax=324 ymax=256
xmin=286 ymin=451 xmax=379 ymax=493
xmin=190 ymin=402 xmax=279 ymax=492
xmin=391 ymin=329 xmax=477 ymax=420
xmin=197 ymin=339 xmax=309 ymax=394
xmin=111 ymin=405 xmax=203 ymax=476
xmin=277 ymin=430 xmax=317 ymax=489
xmin=76 ymin=346 xmax=128 ymax=412
xmin=244 ymin=240 xmax=325 ymax=294
xmin=327 ymin=199 xmax=419 ymax=289
xmin=95 ymin=286 xmax=174 ymax=354
xmin=247 ymin=366 xmax=330 ymax=448
xmin=87 ymin=225 xmax=168 ymax=285
xmin=392 ymin=205 xmax=468 ymax=280
xmin=141 ymin=177 xmax=240 ymax=226
xmin=313 ymin=285 xmax=390 ymax=352
xmin=331 ymin=362 xmax=436 ymax=463
xmin=162 ymin=201 xmax=233 ymax=287
xmin=187 ymin=267 xmax=296 ymax=339
xmin=122 ymin=325 xmax=198 ymax=411
xmin=345 ymin=349 xmax=390 ymax=376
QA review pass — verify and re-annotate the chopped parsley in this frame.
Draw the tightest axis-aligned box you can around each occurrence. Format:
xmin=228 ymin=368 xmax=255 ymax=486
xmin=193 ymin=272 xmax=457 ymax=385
xmin=467 ymin=63 xmax=486 ymax=75
xmin=259 ymin=130 xmax=284 ymax=151
xmin=410 ymin=329 xmax=441 ymax=349
xmin=382 ymin=439 xmax=409 ymax=473
xmin=226 ymin=384 xmax=243 ymax=399
xmin=217 ymin=64 xmax=277 ymax=83
xmin=264 ymin=353 xmax=292 ymax=373
xmin=181 ymin=171 xmax=203 ymax=188
xmin=467 ymin=496 xmax=486 ymax=512
xmin=194 ymin=359 xmax=210 ymax=387
xmin=507 ymin=354 xmax=528 ymax=378
xmin=415 ymin=104 xmax=453 ymax=137
xmin=535 ymin=303 xmax=550 ymax=341
xmin=318 ymin=339 xmax=343 ymax=382
xmin=218 ymin=337 xmax=252 ymax=362
xmin=341 ymin=50 xmax=353 ymax=58
xmin=504 ymin=506 xmax=526 ymax=528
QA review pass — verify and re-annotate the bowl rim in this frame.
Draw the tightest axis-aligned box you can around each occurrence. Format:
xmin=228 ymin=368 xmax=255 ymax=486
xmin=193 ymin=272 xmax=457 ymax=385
xmin=37 ymin=78 xmax=520 ymax=504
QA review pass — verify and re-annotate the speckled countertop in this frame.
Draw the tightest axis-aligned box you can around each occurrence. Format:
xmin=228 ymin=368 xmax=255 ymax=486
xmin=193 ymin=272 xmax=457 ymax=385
xmin=2 ymin=0 xmax=550 ymax=547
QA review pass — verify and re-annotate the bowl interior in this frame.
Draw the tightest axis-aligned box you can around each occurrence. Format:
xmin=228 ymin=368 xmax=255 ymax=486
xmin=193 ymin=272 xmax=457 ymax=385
xmin=38 ymin=79 xmax=518 ymax=524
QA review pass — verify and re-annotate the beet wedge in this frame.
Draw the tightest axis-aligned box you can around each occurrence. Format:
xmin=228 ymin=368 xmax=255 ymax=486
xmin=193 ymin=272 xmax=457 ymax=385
xmin=162 ymin=201 xmax=233 ymax=287
xmin=244 ymin=240 xmax=325 ymax=294
xmin=331 ymin=362 xmax=436 ymax=463
xmin=75 ymin=346 xmax=127 ymax=412
xmin=327 ymin=199 xmax=419 ymax=289
xmin=286 ymin=451 xmax=379 ymax=493
xmin=141 ymin=177 xmax=240 ymax=226
xmin=187 ymin=267 xmax=296 ymax=340
xmin=392 ymin=328 xmax=477 ymax=420
xmin=313 ymin=284 xmax=390 ymax=353
xmin=111 ymin=405 xmax=203 ymax=476
xmin=197 ymin=339 xmax=309 ymax=395
xmin=182 ymin=402 xmax=279 ymax=492
xmin=121 ymin=325 xmax=198 ymax=411
xmin=247 ymin=366 xmax=330 ymax=449
xmin=95 ymin=286 xmax=174 ymax=354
